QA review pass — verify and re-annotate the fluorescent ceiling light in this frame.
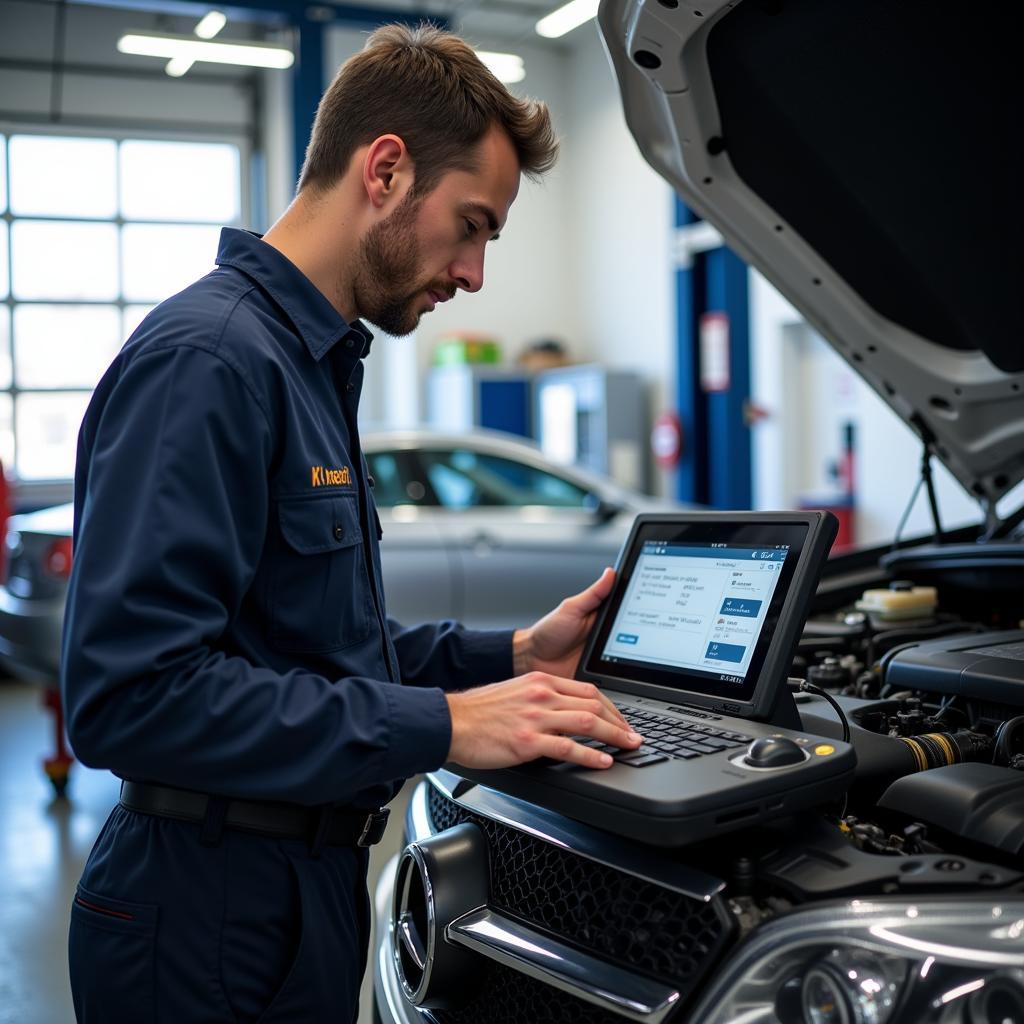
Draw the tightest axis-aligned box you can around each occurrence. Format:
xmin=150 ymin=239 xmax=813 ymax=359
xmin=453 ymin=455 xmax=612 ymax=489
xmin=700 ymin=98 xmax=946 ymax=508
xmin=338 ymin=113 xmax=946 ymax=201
xmin=194 ymin=11 xmax=227 ymax=40
xmin=117 ymin=32 xmax=294 ymax=70
xmin=536 ymin=0 xmax=600 ymax=38
xmin=165 ymin=10 xmax=226 ymax=76
xmin=477 ymin=50 xmax=525 ymax=84
xmin=164 ymin=55 xmax=193 ymax=77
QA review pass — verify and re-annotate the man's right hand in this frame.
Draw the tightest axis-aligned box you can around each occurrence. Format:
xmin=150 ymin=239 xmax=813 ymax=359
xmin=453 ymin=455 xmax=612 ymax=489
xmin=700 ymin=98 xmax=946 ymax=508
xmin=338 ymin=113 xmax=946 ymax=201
xmin=445 ymin=673 xmax=643 ymax=770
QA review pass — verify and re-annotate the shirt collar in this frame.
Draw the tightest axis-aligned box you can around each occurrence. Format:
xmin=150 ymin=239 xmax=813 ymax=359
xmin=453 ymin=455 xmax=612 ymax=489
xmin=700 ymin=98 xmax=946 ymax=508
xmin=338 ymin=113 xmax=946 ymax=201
xmin=215 ymin=227 xmax=373 ymax=362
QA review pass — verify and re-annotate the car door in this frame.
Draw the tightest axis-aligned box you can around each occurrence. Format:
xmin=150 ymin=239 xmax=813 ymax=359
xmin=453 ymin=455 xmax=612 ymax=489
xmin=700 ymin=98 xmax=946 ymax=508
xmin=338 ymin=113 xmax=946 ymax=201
xmin=407 ymin=446 xmax=632 ymax=629
xmin=364 ymin=449 xmax=460 ymax=625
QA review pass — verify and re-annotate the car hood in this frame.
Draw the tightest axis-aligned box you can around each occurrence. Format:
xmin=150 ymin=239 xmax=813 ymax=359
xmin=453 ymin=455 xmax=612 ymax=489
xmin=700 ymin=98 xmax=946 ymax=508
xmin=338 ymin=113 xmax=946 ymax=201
xmin=598 ymin=0 xmax=1023 ymax=509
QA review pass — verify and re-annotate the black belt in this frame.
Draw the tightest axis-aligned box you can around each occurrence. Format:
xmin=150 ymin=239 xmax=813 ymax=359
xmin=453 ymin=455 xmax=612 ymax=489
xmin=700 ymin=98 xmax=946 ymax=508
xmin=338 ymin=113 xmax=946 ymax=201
xmin=119 ymin=780 xmax=390 ymax=849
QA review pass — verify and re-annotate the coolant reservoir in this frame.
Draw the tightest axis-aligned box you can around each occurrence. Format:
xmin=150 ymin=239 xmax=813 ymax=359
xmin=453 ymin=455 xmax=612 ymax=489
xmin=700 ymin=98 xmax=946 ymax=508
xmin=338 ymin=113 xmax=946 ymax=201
xmin=855 ymin=581 xmax=938 ymax=620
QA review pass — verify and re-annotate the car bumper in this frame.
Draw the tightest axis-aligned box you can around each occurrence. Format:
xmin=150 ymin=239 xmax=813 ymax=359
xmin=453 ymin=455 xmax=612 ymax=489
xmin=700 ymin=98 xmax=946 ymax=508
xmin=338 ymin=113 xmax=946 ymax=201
xmin=371 ymin=773 xmax=733 ymax=1024
xmin=0 ymin=586 xmax=63 ymax=682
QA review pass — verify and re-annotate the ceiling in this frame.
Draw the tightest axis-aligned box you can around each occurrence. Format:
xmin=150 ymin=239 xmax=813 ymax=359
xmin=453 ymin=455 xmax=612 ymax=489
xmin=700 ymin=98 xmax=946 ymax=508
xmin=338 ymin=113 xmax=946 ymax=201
xmin=0 ymin=0 xmax=569 ymax=85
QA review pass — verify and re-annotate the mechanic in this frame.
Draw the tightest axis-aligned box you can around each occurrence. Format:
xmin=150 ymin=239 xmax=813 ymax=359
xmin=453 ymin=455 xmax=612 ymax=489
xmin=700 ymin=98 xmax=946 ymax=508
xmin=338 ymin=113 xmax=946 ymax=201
xmin=61 ymin=22 xmax=643 ymax=1024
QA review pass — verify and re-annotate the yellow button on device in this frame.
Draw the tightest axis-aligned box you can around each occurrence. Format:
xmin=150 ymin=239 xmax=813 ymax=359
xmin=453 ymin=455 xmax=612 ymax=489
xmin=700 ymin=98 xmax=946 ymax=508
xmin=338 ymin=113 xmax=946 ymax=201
xmin=814 ymin=744 xmax=835 ymax=756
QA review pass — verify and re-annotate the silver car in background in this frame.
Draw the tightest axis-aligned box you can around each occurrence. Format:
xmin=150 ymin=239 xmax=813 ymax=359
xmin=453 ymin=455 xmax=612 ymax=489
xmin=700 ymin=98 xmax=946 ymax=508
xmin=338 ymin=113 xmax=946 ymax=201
xmin=363 ymin=429 xmax=671 ymax=629
xmin=0 ymin=428 xmax=668 ymax=683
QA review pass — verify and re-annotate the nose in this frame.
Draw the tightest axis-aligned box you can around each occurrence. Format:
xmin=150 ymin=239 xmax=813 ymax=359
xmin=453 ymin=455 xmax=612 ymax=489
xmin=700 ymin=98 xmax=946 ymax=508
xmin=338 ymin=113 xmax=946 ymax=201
xmin=450 ymin=248 xmax=485 ymax=294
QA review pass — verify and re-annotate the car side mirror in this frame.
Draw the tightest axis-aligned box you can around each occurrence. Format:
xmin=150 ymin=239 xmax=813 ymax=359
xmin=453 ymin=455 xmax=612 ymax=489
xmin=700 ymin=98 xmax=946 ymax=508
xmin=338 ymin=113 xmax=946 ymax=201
xmin=585 ymin=494 xmax=622 ymax=523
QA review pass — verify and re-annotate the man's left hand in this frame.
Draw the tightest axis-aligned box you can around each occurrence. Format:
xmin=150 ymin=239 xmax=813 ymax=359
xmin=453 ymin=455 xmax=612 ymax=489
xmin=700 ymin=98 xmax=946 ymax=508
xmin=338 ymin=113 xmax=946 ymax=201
xmin=513 ymin=568 xmax=615 ymax=679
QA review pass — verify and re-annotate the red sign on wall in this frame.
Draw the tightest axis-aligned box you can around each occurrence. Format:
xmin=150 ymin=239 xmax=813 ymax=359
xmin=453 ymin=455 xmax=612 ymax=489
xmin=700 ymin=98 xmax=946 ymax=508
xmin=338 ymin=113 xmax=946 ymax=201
xmin=651 ymin=412 xmax=684 ymax=469
xmin=699 ymin=312 xmax=731 ymax=393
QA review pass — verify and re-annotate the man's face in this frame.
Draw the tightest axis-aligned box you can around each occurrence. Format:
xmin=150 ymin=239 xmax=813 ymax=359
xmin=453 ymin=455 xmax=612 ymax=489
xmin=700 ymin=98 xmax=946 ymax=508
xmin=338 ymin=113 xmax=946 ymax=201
xmin=352 ymin=126 xmax=521 ymax=336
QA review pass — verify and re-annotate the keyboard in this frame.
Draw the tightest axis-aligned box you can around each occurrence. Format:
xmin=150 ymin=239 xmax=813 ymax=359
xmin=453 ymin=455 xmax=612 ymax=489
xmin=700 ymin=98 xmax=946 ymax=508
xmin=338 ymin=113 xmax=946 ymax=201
xmin=573 ymin=705 xmax=754 ymax=768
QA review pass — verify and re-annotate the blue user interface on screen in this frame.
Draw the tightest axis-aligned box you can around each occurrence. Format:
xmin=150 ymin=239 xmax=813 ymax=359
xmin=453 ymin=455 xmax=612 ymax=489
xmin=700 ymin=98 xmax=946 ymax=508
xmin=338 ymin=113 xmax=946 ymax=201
xmin=603 ymin=542 xmax=787 ymax=682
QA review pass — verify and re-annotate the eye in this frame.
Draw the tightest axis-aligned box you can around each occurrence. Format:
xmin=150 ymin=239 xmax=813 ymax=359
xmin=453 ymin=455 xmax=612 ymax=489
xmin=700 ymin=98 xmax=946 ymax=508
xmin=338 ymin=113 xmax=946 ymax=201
xmin=463 ymin=218 xmax=479 ymax=238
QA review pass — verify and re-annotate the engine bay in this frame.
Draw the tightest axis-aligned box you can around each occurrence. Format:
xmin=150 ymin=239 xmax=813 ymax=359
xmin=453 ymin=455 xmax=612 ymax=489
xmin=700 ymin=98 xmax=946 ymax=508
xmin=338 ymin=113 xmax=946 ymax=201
xmin=712 ymin=561 xmax=1024 ymax=937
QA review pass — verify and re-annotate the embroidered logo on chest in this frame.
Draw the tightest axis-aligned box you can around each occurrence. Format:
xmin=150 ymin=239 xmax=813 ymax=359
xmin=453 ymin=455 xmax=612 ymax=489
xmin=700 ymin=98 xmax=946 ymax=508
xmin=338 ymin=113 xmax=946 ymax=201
xmin=311 ymin=465 xmax=352 ymax=487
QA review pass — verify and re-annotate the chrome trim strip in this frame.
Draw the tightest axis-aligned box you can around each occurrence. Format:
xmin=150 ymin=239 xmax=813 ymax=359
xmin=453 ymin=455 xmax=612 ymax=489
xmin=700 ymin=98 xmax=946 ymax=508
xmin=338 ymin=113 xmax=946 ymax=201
xmin=408 ymin=773 xmax=434 ymax=841
xmin=407 ymin=782 xmax=435 ymax=844
xmin=447 ymin=907 xmax=680 ymax=1024
xmin=428 ymin=769 xmax=724 ymax=901
xmin=376 ymin=933 xmax=437 ymax=1024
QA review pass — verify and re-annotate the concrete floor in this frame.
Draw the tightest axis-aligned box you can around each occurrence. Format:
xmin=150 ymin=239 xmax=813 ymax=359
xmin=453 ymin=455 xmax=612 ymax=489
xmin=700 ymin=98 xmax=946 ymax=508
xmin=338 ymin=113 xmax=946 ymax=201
xmin=0 ymin=676 xmax=410 ymax=1024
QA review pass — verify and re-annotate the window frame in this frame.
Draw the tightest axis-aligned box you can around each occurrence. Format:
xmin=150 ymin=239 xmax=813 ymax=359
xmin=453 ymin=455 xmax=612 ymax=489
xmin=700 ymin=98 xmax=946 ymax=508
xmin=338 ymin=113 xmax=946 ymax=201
xmin=0 ymin=121 xmax=252 ymax=503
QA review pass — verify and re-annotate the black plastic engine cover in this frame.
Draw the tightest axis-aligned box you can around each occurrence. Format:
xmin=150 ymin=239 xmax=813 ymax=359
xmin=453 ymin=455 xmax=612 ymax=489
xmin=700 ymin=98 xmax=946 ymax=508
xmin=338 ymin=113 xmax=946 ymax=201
xmin=757 ymin=815 xmax=1020 ymax=899
xmin=879 ymin=762 xmax=1024 ymax=857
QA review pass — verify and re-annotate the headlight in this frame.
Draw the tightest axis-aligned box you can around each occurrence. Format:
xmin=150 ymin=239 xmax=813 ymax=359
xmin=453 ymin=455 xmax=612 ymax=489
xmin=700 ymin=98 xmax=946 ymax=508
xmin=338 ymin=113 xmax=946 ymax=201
xmin=688 ymin=900 xmax=1024 ymax=1024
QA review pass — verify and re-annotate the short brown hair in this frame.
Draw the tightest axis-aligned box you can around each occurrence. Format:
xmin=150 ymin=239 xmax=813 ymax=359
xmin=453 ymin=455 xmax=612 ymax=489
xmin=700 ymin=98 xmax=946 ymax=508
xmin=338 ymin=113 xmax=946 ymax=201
xmin=298 ymin=23 xmax=558 ymax=197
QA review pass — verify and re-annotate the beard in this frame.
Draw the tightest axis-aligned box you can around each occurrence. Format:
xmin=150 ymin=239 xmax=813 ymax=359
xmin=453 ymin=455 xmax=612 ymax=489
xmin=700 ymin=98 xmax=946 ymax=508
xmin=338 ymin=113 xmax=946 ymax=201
xmin=352 ymin=190 xmax=437 ymax=337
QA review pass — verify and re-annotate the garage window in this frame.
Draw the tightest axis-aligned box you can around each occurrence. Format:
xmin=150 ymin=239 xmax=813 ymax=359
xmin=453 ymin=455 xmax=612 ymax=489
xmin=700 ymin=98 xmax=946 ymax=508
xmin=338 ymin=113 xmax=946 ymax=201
xmin=0 ymin=131 xmax=243 ymax=483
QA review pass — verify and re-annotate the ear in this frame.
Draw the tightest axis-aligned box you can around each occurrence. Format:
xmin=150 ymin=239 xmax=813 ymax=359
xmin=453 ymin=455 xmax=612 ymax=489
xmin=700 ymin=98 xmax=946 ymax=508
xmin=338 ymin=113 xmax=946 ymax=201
xmin=362 ymin=134 xmax=412 ymax=209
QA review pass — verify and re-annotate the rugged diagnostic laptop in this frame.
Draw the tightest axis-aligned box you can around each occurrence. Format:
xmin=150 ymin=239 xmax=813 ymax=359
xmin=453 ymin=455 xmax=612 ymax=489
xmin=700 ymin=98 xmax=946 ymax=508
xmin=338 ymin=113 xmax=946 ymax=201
xmin=456 ymin=511 xmax=856 ymax=846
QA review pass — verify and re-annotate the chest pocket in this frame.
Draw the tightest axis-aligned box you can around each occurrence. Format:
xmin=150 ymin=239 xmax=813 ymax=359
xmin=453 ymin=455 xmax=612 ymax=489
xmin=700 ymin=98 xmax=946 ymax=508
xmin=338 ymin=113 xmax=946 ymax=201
xmin=270 ymin=494 xmax=373 ymax=653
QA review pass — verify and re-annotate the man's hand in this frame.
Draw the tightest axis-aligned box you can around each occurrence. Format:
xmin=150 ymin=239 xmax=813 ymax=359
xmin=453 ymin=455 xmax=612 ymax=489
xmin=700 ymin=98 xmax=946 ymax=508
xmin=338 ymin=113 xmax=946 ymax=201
xmin=513 ymin=568 xmax=615 ymax=678
xmin=446 ymin=672 xmax=642 ymax=770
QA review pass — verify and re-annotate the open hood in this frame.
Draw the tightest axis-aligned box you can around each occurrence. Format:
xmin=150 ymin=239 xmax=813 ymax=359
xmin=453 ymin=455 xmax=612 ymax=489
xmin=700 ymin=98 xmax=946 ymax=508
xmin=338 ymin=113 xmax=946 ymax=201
xmin=598 ymin=0 xmax=1024 ymax=512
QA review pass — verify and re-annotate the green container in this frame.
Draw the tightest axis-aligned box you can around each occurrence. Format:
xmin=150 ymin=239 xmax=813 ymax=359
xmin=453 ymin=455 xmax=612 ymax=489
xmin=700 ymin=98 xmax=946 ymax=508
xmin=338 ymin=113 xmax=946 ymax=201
xmin=433 ymin=336 xmax=502 ymax=366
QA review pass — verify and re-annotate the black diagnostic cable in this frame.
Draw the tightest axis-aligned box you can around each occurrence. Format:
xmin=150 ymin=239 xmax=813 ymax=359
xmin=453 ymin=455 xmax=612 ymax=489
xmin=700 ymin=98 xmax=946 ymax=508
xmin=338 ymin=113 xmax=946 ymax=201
xmin=789 ymin=678 xmax=852 ymax=822
xmin=788 ymin=678 xmax=851 ymax=744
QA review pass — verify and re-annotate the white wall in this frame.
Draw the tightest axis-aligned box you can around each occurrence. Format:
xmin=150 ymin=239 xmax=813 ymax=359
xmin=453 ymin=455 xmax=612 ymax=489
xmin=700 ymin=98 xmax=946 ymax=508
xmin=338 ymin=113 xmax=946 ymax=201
xmin=412 ymin=35 xmax=581 ymax=373
xmin=563 ymin=23 xmax=676 ymax=495
xmin=564 ymin=24 xmax=674 ymax=397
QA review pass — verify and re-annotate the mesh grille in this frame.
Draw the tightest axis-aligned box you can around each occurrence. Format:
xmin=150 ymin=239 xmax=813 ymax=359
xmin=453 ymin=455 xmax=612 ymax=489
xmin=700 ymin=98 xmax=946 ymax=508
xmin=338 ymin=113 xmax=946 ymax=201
xmin=436 ymin=961 xmax=629 ymax=1024
xmin=427 ymin=783 xmax=732 ymax=1001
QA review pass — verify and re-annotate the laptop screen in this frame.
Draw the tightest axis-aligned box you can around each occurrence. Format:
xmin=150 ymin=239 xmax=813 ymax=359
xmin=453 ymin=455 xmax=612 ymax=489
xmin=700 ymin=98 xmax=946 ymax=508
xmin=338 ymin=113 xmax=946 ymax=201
xmin=583 ymin=518 xmax=810 ymax=705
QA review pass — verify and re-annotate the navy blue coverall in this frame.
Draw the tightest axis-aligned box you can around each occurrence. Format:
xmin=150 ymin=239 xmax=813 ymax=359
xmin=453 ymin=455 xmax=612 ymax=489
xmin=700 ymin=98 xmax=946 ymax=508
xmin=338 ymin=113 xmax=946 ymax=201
xmin=61 ymin=228 xmax=513 ymax=1022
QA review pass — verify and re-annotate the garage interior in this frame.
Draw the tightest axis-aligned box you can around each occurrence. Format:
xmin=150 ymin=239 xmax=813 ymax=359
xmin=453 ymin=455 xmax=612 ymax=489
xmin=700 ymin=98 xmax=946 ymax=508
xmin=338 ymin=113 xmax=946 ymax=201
xmin=1 ymin=1 xmax=1022 ymax=1023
